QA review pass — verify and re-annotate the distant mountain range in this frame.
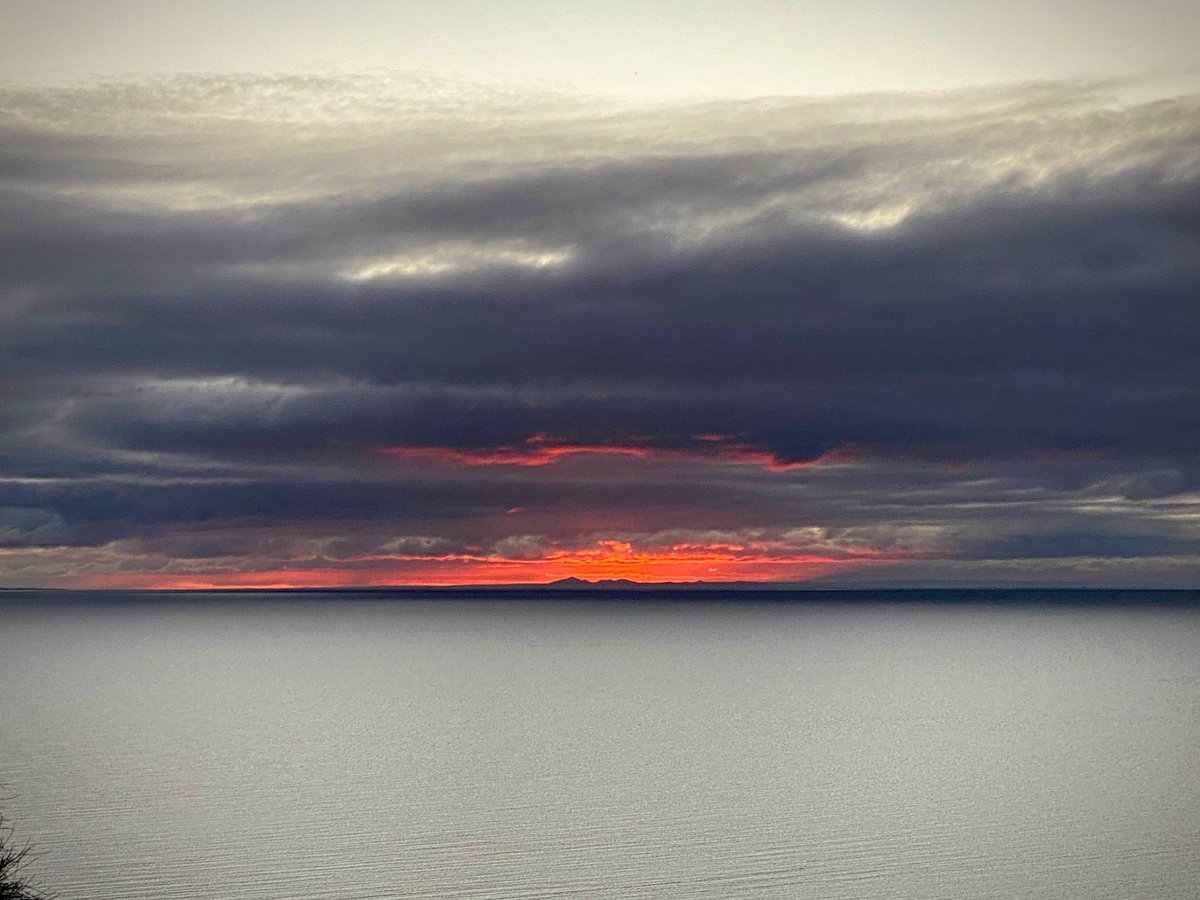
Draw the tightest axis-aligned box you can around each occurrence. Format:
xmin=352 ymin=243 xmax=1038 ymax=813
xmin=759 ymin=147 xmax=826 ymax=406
xmin=542 ymin=577 xmax=777 ymax=590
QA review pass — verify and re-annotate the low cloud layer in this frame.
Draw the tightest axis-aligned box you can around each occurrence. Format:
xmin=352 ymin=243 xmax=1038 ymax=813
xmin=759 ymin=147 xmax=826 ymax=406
xmin=2 ymin=74 xmax=1198 ymax=586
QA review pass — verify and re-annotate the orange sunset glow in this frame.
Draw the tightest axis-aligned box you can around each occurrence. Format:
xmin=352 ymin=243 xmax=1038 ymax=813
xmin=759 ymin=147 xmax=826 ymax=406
xmin=378 ymin=436 xmax=863 ymax=470
xmin=72 ymin=540 xmax=896 ymax=590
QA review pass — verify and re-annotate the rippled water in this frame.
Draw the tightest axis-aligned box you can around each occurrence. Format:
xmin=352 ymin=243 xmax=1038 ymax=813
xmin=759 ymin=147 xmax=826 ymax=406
xmin=1 ymin=590 xmax=1198 ymax=898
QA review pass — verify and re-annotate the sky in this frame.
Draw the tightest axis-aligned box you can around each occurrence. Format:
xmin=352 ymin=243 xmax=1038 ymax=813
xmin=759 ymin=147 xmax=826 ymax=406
xmin=1 ymin=1 xmax=1199 ymax=588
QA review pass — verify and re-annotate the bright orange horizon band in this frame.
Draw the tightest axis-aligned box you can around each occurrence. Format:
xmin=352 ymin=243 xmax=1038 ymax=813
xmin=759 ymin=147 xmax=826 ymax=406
xmin=72 ymin=544 xmax=895 ymax=590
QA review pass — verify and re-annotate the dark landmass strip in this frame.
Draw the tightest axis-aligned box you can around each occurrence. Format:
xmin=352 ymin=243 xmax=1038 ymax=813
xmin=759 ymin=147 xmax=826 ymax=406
xmin=0 ymin=584 xmax=1197 ymax=607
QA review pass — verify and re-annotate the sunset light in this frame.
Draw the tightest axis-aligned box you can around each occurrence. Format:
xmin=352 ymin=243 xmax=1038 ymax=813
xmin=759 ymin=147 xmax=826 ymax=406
xmin=377 ymin=437 xmax=864 ymax=471
xmin=71 ymin=538 xmax=896 ymax=590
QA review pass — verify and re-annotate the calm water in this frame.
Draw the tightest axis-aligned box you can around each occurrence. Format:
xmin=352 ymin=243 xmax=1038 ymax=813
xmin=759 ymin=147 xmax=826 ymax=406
xmin=1 ymin=590 xmax=1198 ymax=899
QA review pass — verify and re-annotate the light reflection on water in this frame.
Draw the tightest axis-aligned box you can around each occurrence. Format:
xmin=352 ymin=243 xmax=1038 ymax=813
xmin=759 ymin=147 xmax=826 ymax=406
xmin=1 ymin=592 xmax=1198 ymax=898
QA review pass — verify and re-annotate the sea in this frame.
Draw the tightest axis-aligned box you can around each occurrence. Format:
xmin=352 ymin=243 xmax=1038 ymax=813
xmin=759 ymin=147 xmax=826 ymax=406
xmin=1 ymin=589 xmax=1197 ymax=899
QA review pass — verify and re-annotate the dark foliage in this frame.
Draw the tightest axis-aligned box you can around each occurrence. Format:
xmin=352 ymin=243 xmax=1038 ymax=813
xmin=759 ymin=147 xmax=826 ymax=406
xmin=0 ymin=811 xmax=53 ymax=900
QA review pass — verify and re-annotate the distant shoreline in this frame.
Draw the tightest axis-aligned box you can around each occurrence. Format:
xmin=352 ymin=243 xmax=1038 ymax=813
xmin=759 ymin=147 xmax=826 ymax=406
xmin=2 ymin=585 xmax=1197 ymax=607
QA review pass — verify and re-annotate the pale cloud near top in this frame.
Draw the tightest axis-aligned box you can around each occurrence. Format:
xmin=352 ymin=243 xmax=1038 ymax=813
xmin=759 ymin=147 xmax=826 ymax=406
xmin=3 ymin=0 xmax=1200 ymax=100
xmin=4 ymin=73 xmax=1190 ymax=222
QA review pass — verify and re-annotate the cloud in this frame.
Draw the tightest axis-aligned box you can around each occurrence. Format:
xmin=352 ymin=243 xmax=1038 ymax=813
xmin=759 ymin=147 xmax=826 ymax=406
xmin=1 ymin=73 xmax=1198 ymax=585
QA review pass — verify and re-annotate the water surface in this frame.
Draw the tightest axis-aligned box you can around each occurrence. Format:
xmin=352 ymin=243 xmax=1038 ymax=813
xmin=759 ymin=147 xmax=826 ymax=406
xmin=1 ymin=590 xmax=1198 ymax=898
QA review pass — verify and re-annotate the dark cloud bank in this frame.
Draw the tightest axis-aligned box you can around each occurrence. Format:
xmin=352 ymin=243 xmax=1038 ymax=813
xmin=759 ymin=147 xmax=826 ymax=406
xmin=1 ymin=75 xmax=1198 ymax=585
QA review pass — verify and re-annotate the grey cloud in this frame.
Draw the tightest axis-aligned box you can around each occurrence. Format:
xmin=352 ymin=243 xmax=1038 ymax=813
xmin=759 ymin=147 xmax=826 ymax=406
xmin=2 ymin=75 xmax=1199 ymax=583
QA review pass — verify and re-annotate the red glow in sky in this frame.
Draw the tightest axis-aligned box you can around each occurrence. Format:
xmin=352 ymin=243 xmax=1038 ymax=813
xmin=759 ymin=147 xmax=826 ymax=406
xmin=378 ymin=436 xmax=862 ymax=471
xmin=73 ymin=540 xmax=895 ymax=590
